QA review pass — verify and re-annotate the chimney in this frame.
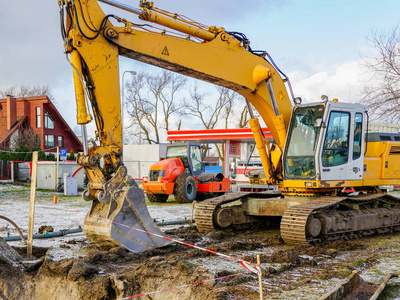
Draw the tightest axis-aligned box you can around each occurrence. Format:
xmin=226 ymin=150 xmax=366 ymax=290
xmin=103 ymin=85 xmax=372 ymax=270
xmin=6 ymin=96 xmax=17 ymax=129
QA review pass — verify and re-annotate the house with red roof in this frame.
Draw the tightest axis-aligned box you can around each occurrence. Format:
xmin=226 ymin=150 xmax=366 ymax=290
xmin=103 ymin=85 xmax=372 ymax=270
xmin=0 ymin=96 xmax=82 ymax=153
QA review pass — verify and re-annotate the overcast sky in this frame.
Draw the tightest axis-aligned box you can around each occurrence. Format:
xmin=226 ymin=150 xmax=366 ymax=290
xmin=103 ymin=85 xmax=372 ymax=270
xmin=1 ymin=1 xmax=399 ymax=138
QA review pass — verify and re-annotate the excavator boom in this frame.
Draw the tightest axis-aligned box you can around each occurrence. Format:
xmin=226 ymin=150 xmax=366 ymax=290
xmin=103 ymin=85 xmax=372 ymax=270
xmin=59 ymin=0 xmax=400 ymax=249
xmin=59 ymin=0 xmax=294 ymax=251
xmin=65 ymin=0 xmax=294 ymax=179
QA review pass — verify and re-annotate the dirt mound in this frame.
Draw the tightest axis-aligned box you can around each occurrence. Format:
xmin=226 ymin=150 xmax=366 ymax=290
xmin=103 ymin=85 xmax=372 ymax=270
xmin=0 ymin=224 xmax=398 ymax=299
xmin=38 ymin=225 xmax=54 ymax=234
xmin=0 ymin=237 xmax=23 ymax=267
xmin=0 ymin=242 xmax=224 ymax=300
xmin=249 ymin=240 xmax=367 ymax=267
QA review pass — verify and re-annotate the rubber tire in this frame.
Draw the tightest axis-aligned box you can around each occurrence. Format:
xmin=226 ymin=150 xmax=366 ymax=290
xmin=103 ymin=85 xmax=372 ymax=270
xmin=174 ymin=173 xmax=197 ymax=203
xmin=147 ymin=193 xmax=169 ymax=203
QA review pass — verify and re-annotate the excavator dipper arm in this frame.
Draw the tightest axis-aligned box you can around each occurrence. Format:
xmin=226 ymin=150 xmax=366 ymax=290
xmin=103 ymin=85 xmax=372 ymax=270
xmin=60 ymin=0 xmax=174 ymax=252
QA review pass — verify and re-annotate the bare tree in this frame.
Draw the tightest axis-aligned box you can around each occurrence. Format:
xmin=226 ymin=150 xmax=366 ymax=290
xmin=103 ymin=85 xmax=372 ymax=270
xmin=236 ymin=105 xmax=249 ymax=129
xmin=124 ymin=70 xmax=186 ymax=144
xmin=233 ymin=101 xmax=263 ymax=129
xmin=185 ymin=85 xmax=242 ymax=160
xmin=11 ymin=125 xmax=37 ymax=149
xmin=361 ymin=25 xmax=400 ymax=123
xmin=0 ymin=85 xmax=54 ymax=101
xmin=186 ymin=85 xmax=239 ymax=129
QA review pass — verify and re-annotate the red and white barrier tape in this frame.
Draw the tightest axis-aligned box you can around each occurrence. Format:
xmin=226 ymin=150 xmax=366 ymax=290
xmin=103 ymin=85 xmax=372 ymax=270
xmin=111 ymin=219 xmax=261 ymax=276
xmin=42 ymin=199 xmax=84 ymax=214
xmin=0 ymin=198 xmax=22 ymax=203
xmin=119 ymin=271 xmax=250 ymax=299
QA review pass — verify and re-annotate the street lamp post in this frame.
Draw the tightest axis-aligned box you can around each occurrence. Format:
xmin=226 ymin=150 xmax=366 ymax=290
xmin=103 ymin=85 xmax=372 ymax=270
xmin=121 ymin=70 xmax=136 ymax=149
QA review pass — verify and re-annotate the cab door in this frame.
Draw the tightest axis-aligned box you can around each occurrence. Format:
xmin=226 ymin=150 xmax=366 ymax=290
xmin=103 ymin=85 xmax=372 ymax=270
xmin=189 ymin=145 xmax=203 ymax=177
xmin=319 ymin=106 xmax=364 ymax=181
xmin=348 ymin=112 xmax=365 ymax=180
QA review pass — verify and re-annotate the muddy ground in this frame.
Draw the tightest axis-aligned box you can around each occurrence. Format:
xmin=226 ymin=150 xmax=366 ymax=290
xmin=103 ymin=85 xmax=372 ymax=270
xmin=0 ymin=184 xmax=399 ymax=299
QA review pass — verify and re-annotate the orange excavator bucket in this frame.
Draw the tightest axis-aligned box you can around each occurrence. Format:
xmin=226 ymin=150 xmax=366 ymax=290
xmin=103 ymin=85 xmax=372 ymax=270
xmin=82 ymin=175 xmax=171 ymax=253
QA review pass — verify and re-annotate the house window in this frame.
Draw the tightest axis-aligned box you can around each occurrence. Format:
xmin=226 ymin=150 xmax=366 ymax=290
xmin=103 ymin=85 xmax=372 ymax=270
xmin=45 ymin=111 xmax=54 ymax=129
xmin=36 ymin=134 xmax=41 ymax=147
xmin=36 ymin=107 xmax=41 ymax=128
xmin=58 ymin=136 xmax=64 ymax=147
xmin=45 ymin=135 xmax=55 ymax=147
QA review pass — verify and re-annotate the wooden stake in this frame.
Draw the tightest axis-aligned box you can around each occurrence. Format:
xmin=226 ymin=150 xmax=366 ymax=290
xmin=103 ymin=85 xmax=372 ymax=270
xmin=257 ymin=254 xmax=263 ymax=300
xmin=27 ymin=151 xmax=38 ymax=259
xmin=56 ymin=146 xmax=59 ymax=191
xmin=370 ymin=273 xmax=398 ymax=300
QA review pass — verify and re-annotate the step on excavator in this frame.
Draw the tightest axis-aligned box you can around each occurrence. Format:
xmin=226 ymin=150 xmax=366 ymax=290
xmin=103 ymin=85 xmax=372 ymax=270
xmin=59 ymin=0 xmax=400 ymax=251
xmin=142 ymin=142 xmax=230 ymax=203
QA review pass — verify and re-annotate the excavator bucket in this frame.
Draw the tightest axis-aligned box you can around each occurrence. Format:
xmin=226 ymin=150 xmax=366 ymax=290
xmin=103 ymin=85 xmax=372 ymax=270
xmin=83 ymin=176 xmax=172 ymax=253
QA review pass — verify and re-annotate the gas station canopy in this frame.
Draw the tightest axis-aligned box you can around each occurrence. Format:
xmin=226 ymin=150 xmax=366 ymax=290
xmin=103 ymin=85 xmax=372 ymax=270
xmin=167 ymin=127 xmax=271 ymax=178
xmin=167 ymin=128 xmax=271 ymax=143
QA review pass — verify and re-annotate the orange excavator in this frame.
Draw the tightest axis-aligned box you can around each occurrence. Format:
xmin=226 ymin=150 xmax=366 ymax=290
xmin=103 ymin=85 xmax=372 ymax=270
xmin=59 ymin=0 xmax=400 ymax=251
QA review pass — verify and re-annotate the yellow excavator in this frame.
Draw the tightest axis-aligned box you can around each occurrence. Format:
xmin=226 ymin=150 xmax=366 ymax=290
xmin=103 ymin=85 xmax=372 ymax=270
xmin=59 ymin=0 xmax=400 ymax=251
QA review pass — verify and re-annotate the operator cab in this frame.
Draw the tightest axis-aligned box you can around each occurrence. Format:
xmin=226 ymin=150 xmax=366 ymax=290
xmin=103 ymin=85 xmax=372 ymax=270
xmin=166 ymin=142 xmax=204 ymax=176
xmin=283 ymin=99 xmax=366 ymax=182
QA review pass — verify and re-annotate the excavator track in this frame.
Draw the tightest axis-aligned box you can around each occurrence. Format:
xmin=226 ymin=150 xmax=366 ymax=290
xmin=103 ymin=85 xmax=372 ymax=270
xmin=196 ymin=191 xmax=400 ymax=245
xmin=281 ymin=196 xmax=346 ymax=244
xmin=281 ymin=193 xmax=400 ymax=244
xmin=195 ymin=190 xmax=282 ymax=233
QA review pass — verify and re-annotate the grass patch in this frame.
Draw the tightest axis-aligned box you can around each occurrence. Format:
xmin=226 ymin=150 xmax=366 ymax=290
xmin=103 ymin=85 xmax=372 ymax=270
xmin=379 ymin=283 xmax=400 ymax=300
xmin=336 ymin=267 xmax=353 ymax=278
xmin=145 ymin=195 xmax=192 ymax=206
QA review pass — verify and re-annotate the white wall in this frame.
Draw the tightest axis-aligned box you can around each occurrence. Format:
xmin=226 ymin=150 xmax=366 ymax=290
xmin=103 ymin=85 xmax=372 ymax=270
xmin=36 ymin=161 xmax=84 ymax=190
xmin=368 ymin=122 xmax=400 ymax=133
xmin=123 ymin=144 xmax=167 ymax=180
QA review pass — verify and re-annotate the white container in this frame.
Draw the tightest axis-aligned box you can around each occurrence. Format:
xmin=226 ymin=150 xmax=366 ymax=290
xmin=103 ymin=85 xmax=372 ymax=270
xmin=64 ymin=176 xmax=78 ymax=196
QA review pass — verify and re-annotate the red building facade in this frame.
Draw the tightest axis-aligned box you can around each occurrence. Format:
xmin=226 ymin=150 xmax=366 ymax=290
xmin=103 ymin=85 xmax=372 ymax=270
xmin=0 ymin=96 xmax=82 ymax=153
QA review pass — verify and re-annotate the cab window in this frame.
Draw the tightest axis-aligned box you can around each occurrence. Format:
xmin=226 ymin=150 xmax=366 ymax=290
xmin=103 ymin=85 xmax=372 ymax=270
xmin=353 ymin=113 xmax=363 ymax=160
xmin=322 ymin=111 xmax=350 ymax=167
xmin=190 ymin=146 xmax=202 ymax=172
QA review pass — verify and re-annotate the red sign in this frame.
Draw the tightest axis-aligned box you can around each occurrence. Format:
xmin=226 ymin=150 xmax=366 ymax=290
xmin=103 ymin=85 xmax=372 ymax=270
xmin=229 ymin=141 xmax=241 ymax=155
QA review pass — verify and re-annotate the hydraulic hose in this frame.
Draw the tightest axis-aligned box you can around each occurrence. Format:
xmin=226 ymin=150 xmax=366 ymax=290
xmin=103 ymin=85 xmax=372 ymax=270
xmin=3 ymin=219 xmax=195 ymax=241
xmin=156 ymin=219 xmax=194 ymax=227
xmin=0 ymin=215 xmax=26 ymax=243
xmin=3 ymin=228 xmax=82 ymax=242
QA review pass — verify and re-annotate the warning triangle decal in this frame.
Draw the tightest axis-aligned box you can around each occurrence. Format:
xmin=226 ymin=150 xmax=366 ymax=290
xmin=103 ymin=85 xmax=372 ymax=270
xmin=162 ymin=46 xmax=169 ymax=56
